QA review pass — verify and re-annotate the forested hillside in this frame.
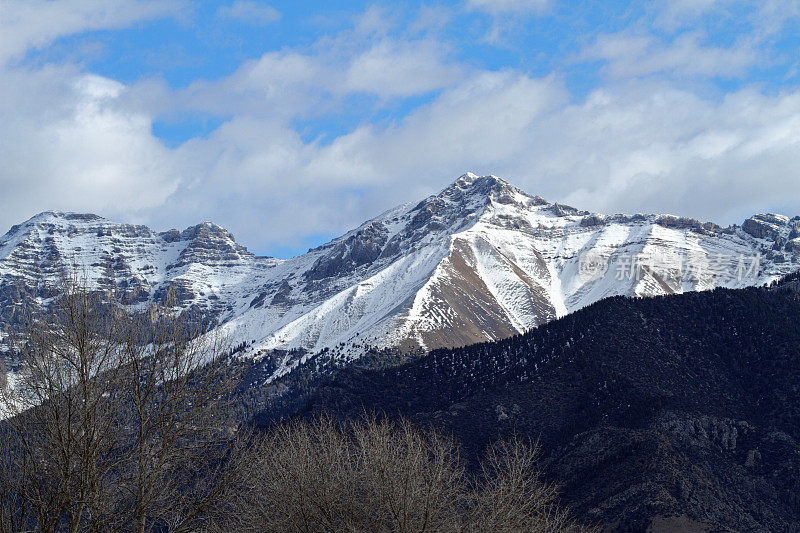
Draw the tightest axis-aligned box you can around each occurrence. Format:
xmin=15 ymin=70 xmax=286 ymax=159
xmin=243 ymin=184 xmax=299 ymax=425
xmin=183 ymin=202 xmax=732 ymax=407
xmin=268 ymin=284 xmax=800 ymax=531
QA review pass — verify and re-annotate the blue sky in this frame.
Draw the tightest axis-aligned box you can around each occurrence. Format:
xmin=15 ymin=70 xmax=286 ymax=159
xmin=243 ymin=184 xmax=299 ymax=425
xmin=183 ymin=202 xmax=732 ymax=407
xmin=2 ymin=0 xmax=800 ymax=257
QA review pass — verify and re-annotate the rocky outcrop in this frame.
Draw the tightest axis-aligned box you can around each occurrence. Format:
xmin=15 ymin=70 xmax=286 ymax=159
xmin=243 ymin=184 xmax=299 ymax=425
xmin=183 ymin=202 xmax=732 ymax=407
xmin=786 ymin=238 xmax=800 ymax=254
xmin=171 ymin=222 xmax=252 ymax=269
xmin=742 ymin=213 xmax=789 ymax=240
xmin=305 ymin=221 xmax=389 ymax=280
xmin=655 ymin=215 xmax=721 ymax=234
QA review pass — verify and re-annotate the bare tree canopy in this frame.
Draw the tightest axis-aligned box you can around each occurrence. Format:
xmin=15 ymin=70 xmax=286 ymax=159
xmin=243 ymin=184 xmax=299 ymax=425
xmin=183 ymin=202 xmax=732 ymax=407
xmin=0 ymin=281 xmax=247 ymax=533
xmin=220 ymin=415 xmax=586 ymax=533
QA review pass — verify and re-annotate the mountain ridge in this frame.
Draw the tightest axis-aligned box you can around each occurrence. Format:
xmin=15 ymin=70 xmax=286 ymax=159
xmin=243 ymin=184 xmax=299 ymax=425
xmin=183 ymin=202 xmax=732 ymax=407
xmin=1 ymin=174 xmax=799 ymax=383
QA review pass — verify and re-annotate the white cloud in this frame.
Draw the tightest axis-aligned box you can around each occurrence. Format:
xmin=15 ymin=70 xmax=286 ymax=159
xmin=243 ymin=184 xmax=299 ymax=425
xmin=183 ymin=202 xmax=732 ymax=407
xmin=126 ymin=68 xmax=800 ymax=253
xmin=656 ymin=0 xmax=732 ymax=30
xmin=583 ymin=31 xmax=757 ymax=79
xmin=2 ymin=1 xmax=800 ymax=257
xmin=173 ymin=16 xmax=465 ymax=119
xmin=464 ymin=0 xmax=551 ymax=45
xmin=658 ymin=0 xmax=800 ymax=34
xmin=750 ymin=0 xmax=800 ymax=39
xmin=0 ymin=3 xmax=467 ymax=246
xmin=0 ymin=66 xmax=179 ymax=227
xmin=300 ymin=75 xmax=800 ymax=227
xmin=217 ymin=1 xmax=280 ymax=26
xmin=580 ymin=0 xmax=800 ymax=91
xmin=126 ymin=72 xmax=566 ymax=249
xmin=0 ymin=0 xmax=183 ymax=230
xmin=532 ymin=85 xmax=800 ymax=222
xmin=0 ymin=0 xmax=183 ymax=66
xmin=344 ymin=39 xmax=463 ymax=98
xmin=465 ymin=0 xmax=549 ymax=15
xmin=180 ymin=51 xmax=326 ymax=119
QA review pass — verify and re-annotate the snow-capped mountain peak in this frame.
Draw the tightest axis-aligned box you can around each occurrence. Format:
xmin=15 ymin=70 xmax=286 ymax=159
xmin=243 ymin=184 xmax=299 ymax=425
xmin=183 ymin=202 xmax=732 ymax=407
xmin=1 ymin=174 xmax=799 ymax=382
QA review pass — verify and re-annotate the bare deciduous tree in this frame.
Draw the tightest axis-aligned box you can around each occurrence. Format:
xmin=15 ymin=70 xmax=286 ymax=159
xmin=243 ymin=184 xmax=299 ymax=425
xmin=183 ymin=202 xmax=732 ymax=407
xmin=467 ymin=437 xmax=581 ymax=532
xmin=0 ymin=286 xmax=129 ymax=532
xmin=0 ymin=281 xmax=246 ymax=533
xmin=220 ymin=415 xmax=587 ymax=533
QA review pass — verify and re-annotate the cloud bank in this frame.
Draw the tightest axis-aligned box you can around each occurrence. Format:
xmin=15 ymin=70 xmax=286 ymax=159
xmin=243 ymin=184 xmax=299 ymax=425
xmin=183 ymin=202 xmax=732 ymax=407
xmin=1 ymin=1 xmax=799 ymax=256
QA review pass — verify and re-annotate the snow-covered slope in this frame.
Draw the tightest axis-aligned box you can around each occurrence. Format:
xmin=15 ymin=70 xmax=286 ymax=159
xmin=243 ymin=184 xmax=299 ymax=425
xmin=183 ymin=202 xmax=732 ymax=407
xmin=1 ymin=174 xmax=799 ymax=380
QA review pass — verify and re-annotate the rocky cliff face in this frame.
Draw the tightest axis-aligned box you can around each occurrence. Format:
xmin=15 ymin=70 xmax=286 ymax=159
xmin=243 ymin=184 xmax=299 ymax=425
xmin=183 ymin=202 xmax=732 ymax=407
xmin=1 ymin=174 xmax=799 ymax=381
xmin=0 ymin=212 xmax=260 ymax=365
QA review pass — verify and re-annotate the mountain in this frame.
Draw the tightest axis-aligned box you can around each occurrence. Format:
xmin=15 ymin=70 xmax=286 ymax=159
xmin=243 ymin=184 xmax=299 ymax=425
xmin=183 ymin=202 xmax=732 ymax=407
xmin=1 ymin=174 xmax=799 ymax=381
xmin=281 ymin=280 xmax=800 ymax=531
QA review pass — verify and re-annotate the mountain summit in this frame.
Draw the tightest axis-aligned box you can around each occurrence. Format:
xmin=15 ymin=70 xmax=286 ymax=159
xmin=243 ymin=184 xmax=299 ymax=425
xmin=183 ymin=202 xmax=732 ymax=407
xmin=1 ymin=174 xmax=799 ymax=380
